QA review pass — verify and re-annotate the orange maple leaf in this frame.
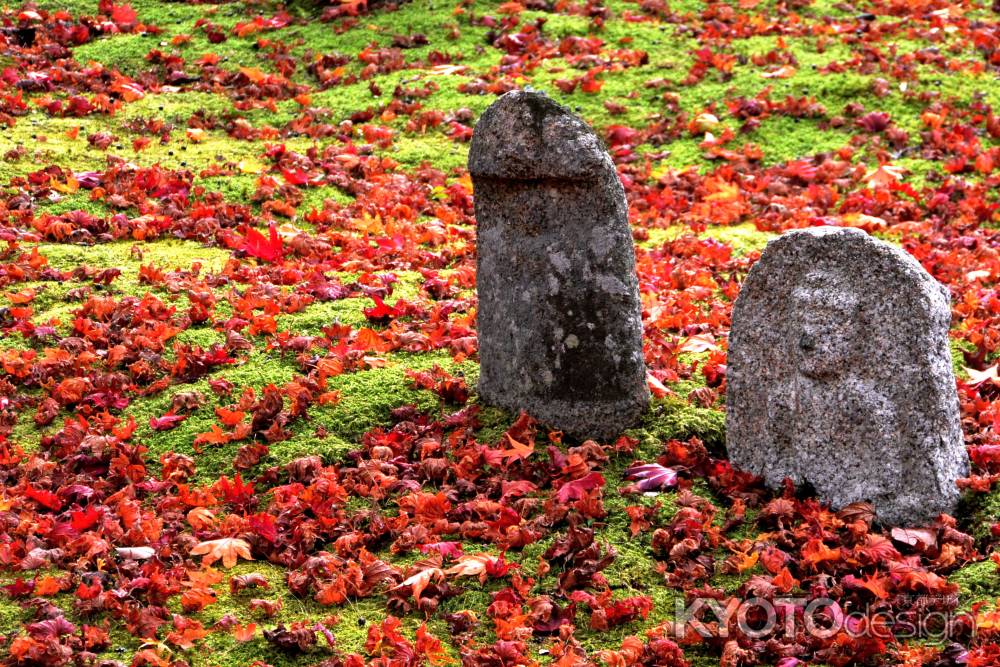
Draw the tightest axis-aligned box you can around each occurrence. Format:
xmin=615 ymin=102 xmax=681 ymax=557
xmin=772 ymin=567 xmax=799 ymax=594
xmin=233 ymin=623 xmax=257 ymax=642
xmin=214 ymin=407 xmax=245 ymax=426
xmin=860 ymin=572 xmax=890 ymax=600
xmin=497 ymin=433 xmax=534 ymax=463
xmin=190 ymin=537 xmax=253 ymax=568
xmin=801 ymin=539 xmax=842 ymax=568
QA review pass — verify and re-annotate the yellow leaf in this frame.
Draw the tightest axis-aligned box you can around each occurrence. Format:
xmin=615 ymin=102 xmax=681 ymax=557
xmin=50 ymin=176 xmax=79 ymax=194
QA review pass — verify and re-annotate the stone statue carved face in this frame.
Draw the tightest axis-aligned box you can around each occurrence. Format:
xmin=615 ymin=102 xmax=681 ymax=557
xmin=790 ymin=274 xmax=860 ymax=380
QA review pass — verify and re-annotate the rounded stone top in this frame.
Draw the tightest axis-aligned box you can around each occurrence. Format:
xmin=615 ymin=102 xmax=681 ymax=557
xmin=748 ymin=226 xmax=951 ymax=308
xmin=731 ymin=225 xmax=954 ymax=383
xmin=468 ymin=90 xmax=611 ymax=181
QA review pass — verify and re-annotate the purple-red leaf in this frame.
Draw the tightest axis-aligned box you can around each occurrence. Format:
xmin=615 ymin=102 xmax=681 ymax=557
xmin=624 ymin=463 xmax=679 ymax=491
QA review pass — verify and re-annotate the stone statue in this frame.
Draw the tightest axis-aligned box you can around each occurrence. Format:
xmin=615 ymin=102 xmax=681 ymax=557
xmin=468 ymin=90 xmax=649 ymax=440
xmin=726 ymin=227 xmax=968 ymax=526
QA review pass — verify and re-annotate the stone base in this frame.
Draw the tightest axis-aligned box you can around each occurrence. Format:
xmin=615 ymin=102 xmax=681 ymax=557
xmin=479 ymin=382 xmax=649 ymax=441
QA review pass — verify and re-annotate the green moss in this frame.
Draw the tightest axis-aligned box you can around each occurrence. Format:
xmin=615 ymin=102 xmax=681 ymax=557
xmin=952 ymin=338 xmax=974 ymax=382
xmin=959 ymin=484 xmax=1000 ymax=545
xmin=598 ymin=487 xmax=676 ymax=591
xmin=472 ymin=405 xmax=517 ymax=446
xmin=0 ymin=333 xmax=31 ymax=351
xmin=278 ymin=296 xmax=375 ymax=330
xmin=316 ymin=351 xmax=460 ymax=441
xmin=0 ymin=108 xmax=316 ymax=184
xmin=174 ymin=326 xmax=226 ymax=349
xmin=190 ymin=560 xmax=390 ymax=664
xmin=745 ymin=115 xmax=846 ymax=166
xmin=0 ymin=116 xmax=108 ymax=183
xmin=0 ymin=596 xmax=29 ymax=636
xmin=34 ymin=193 xmax=113 ymax=217
xmin=390 ymin=133 xmax=468 ymax=173
xmin=34 ymin=239 xmax=231 ymax=274
xmin=951 ymin=559 xmax=1000 ymax=612
xmin=298 ymin=185 xmax=355 ymax=214
xmin=277 ymin=271 xmax=424 ymax=333
xmin=123 ymin=91 xmax=234 ymax=123
xmin=625 ymin=397 xmax=726 ymax=459
xmin=73 ymin=33 xmax=158 ymax=76
xmin=130 ymin=349 xmax=463 ymax=480
xmin=198 ymin=174 xmax=260 ymax=205
xmin=0 ymin=280 xmax=69 ymax=321
xmin=700 ymin=222 xmax=774 ymax=256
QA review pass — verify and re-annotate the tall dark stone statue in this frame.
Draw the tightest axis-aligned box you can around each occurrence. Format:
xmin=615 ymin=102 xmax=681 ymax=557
xmin=726 ymin=227 xmax=968 ymax=526
xmin=469 ymin=90 xmax=649 ymax=440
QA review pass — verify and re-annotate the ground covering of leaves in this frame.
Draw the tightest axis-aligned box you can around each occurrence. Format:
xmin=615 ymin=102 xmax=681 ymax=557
xmin=3 ymin=0 xmax=1000 ymax=665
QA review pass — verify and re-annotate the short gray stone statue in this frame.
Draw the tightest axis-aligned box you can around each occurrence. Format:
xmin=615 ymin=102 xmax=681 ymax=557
xmin=469 ymin=90 xmax=648 ymax=440
xmin=726 ymin=226 xmax=968 ymax=526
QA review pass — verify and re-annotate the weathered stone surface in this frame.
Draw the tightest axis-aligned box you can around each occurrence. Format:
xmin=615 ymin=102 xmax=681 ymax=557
xmin=726 ymin=227 xmax=968 ymax=526
xmin=469 ymin=90 xmax=648 ymax=439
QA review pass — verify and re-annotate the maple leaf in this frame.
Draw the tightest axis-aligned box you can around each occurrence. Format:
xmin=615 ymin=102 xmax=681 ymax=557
xmin=392 ymin=567 xmax=443 ymax=600
xmin=420 ymin=542 xmax=464 ymax=559
xmin=772 ymin=567 xmax=799 ymax=593
xmin=109 ymin=3 xmax=138 ymax=26
xmin=32 ymin=576 xmax=62 ymax=597
xmin=190 ymin=538 xmax=254 ymax=568
xmin=194 ymin=424 xmax=232 ymax=449
xmin=216 ymin=473 xmax=255 ymax=505
xmin=624 ymin=463 xmax=679 ymax=491
xmin=233 ymin=623 xmax=257 ymax=642
xmin=678 ymin=333 xmax=717 ymax=353
xmin=556 ymin=472 xmax=606 ymax=503
xmin=230 ymin=573 xmax=270 ymax=594
xmin=415 ymin=623 xmax=453 ymax=666
xmin=761 ymin=65 xmax=796 ymax=78
xmin=215 ymin=407 xmax=246 ymax=426
xmin=486 ymin=433 xmax=535 ymax=465
xmin=890 ymin=527 xmax=938 ymax=551
xmin=240 ymin=67 xmax=268 ymax=84
xmin=801 ymin=539 xmax=842 ymax=569
xmin=860 ymin=572 xmax=891 ymax=600
xmin=183 ymin=500 xmax=215 ymax=525
xmin=25 ymin=484 xmax=62 ymax=511
xmin=444 ymin=554 xmax=494 ymax=581
xmin=149 ymin=413 xmax=186 ymax=431
xmin=646 ymin=372 xmax=671 ymax=398
xmin=865 ymin=164 xmax=906 ymax=187
xmin=166 ymin=617 xmax=208 ymax=649
xmin=241 ymin=223 xmax=284 ymax=263
xmin=117 ymin=546 xmax=156 ymax=560
xmin=71 ymin=507 xmax=101 ymax=532
xmin=965 ymin=364 xmax=999 ymax=386
xmin=363 ymin=295 xmax=400 ymax=324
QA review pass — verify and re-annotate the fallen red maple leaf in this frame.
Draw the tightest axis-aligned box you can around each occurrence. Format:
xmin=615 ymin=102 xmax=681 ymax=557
xmin=556 ymin=472 xmax=606 ymax=503
xmin=149 ymin=413 xmax=187 ymax=431
xmin=241 ymin=223 xmax=283 ymax=263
